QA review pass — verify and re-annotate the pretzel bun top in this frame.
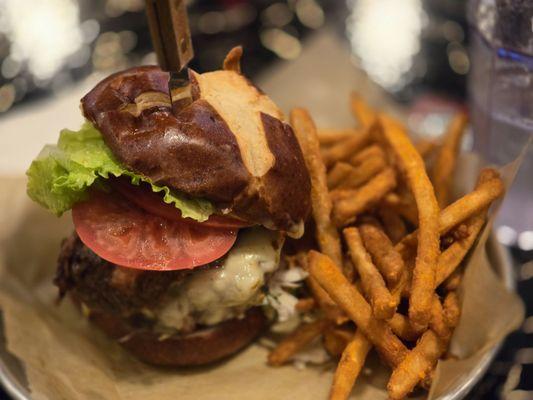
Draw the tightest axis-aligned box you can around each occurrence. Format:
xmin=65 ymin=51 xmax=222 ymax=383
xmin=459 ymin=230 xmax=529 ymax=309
xmin=81 ymin=58 xmax=310 ymax=235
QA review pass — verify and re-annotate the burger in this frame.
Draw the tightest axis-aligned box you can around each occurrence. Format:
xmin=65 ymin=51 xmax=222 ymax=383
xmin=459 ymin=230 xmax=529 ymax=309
xmin=26 ymin=49 xmax=311 ymax=366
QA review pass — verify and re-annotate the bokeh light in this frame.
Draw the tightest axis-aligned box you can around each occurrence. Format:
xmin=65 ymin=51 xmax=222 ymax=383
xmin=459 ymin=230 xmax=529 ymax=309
xmin=346 ymin=0 xmax=426 ymax=91
xmin=0 ymin=0 xmax=82 ymax=80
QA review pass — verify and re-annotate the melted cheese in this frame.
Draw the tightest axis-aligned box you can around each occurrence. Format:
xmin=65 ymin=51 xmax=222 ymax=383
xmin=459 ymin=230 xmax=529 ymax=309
xmin=156 ymin=227 xmax=281 ymax=331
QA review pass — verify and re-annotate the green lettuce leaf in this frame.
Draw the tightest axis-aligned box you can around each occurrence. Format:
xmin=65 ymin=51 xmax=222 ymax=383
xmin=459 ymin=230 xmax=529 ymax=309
xmin=26 ymin=122 xmax=214 ymax=221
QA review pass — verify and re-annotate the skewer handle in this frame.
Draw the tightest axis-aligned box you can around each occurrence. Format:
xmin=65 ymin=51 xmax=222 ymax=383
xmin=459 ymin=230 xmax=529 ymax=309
xmin=145 ymin=0 xmax=193 ymax=72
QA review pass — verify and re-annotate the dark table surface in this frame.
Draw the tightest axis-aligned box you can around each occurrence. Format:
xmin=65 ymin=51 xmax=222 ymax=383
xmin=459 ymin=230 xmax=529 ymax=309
xmin=464 ymin=248 xmax=532 ymax=400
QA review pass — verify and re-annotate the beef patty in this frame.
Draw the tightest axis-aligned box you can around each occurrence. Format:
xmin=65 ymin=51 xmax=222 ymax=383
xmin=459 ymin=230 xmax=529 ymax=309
xmin=55 ymin=232 xmax=187 ymax=318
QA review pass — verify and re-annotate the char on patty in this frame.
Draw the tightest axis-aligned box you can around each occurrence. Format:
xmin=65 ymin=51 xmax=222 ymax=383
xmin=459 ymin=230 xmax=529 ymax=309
xmin=55 ymin=232 xmax=188 ymax=317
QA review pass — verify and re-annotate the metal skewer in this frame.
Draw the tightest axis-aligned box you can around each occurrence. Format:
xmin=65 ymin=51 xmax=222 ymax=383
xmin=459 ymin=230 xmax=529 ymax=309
xmin=145 ymin=0 xmax=194 ymax=113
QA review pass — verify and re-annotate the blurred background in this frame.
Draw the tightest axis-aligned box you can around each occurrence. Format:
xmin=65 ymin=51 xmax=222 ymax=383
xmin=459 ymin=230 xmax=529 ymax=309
xmin=0 ymin=0 xmax=472 ymax=112
xmin=0 ymin=0 xmax=531 ymax=398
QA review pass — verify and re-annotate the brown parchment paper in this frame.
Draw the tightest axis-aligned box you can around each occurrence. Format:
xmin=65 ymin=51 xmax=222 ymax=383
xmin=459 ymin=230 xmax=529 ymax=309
xmin=0 ymin=150 xmax=526 ymax=400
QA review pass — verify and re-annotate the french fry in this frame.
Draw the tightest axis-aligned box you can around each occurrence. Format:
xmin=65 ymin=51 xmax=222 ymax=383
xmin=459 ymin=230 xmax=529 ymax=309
xmin=327 ymin=162 xmax=355 ymax=189
xmin=332 ymin=168 xmax=397 ymax=227
xmin=378 ymin=205 xmax=407 ymax=244
xmin=388 ymin=313 xmax=420 ymax=342
xmin=443 ymin=291 xmax=461 ymax=329
xmin=272 ymin=96 xmax=490 ymax=400
xmin=436 ymin=213 xmax=486 ymax=287
xmin=429 ymin=295 xmax=451 ymax=340
xmin=382 ymin=192 xmax=419 ymax=226
xmin=359 ymin=222 xmax=404 ymax=286
xmin=291 ymin=109 xmax=344 ymax=268
xmin=396 ymin=169 xmax=499 ymax=287
xmin=387 ymin=330 xmax=445 ymax=399
xmin=299 ymin=251 xmax=346 ymax=323
xmin=295 ymin=297 xmax=317 ymax=313
xmin=350 ymin=93 xmax=376 ymax=128
xmin=379 ymin=115 xmax=440 ymax=331
xmin=329 ymin=330 xmax=372 ymax=400
xmin=432 ymin=112 xmax=468 ymax=207
xmin=395 ymin=170 xmax=504 ymax=256
xmin=268 ymin=318 xmax=329 ymax=366
xmin=437 ymin=174 xmax=501 ymax=234
xmin=336 ymin=155 xmax=387 ymax=190
xmin=348 ymin=144 xmax=386 ymax=166
xmin=307 ymin=251 xmax=408 ymax=367
xmin=390 ymin=266 xmax=412 ymax=306
xmin=323 ymin=326 xmax=354 ymax=357
xmin=415 ymin=138 xmax=438 ymax=159
xmin=444 ymin=273 xmax=462 ymax=291
xmin=318 ymin=128 xmax=361 ymax=146
xmin=308 ymin=275 xmax=347 ymax=324
xmin=421 ymin=369 xmax=435 ymax=391
xmin=344 ymin=228 xmax=396 ymax=319
xmin=443 ymin=269 xmax=463 ymax=291
xmin=342 ymin=257 xmax=356 ymax=283
xmin=321 ymin=129 xmax=372 ymax=168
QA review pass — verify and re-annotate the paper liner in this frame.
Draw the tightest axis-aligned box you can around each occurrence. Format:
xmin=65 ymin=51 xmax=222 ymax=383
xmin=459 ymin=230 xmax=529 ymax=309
xmin=0 ymin=150 xmax=525 ymax=400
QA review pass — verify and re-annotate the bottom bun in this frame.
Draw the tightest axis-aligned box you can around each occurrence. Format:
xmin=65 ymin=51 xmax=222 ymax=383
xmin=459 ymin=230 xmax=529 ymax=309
xmin=83 ymin=303 xmax=267 ymax=367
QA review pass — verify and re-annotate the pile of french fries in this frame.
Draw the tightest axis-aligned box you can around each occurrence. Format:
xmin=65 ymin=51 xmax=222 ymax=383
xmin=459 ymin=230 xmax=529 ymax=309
xmin=267 ymin=94 xmax=505 ymax=400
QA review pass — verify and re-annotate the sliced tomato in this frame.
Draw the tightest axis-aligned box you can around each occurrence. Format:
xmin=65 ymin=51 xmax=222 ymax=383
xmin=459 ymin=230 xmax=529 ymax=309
xmin=111 ymin=178 xmax=250 ymax=229
xmin=72 ymin=190 xmax=238 ymax=271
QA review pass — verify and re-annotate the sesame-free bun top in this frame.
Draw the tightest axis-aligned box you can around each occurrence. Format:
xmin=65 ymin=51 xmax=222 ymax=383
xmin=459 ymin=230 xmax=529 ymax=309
xmin=80 ymin=48 xmax=311 ymax=234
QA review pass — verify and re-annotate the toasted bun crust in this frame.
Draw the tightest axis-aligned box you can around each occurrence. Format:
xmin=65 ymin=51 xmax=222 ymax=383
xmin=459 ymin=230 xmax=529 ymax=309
xmin=83 ymin=302 xmax=267 ymax=366
xmin=80 ymin=54 xmax=311 ymax=233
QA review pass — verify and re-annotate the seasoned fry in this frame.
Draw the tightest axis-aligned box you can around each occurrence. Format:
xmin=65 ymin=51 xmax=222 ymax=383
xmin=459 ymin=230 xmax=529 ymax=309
xmin=349 ymin=144 xmax=385 ymax=166
xmin=336 ymin=155 xmax=387 ymax=190
xmin=321 ymin=129 xmax=372 ymax=168
xmin=443 ymin=269 xmax=463 ymax=291
xmin=299 ymin=251 xmax=346 ymax=322
xmin=329 ymin=331 xmax=372 ymax=400
xmin=307 ymin=275 xmax=347 ymax=323
xmin=350 ymin=93 xmax=376 ymax=128
xmin=421 ymin=370 xmax=435 ymax=391
xmin=435 ymin=174 xmax=501 ymax=234
xmin=378 ymin=205 xmax=407 ymax=244
xmin=295 ymin=297 xmax=317 ymax=313
xmin=436 ymin=213 xmax=486 ymax=287
xmin=429 ymin=295 xmax=451 ymax=340
xmin=387 ymin=330 xmax=445 ymax=399
xmin=327 ymin=162 xmax=355 ymax=189
xmin=415 ymin=139 xmax=438 ymax=159
xmin=382 ymin=192 xmax=419 ymax=226
xmin=395 ymin=174 xmax=503 ymax=258
xmin=268 ymin=318 xmax=329 ymax=366
xmin=307 ymin=251 xmax=408 ymax=367
xmin=318 ymin=128 xmax=360 ymax=146
xmin=388 ymin=313 xmax=420 ymax=342
xmin=323 ymin=326 xmax=354 ymax=357
xmin=342 ymin=258 xmax=356 ymax=283
xmin=274 ymin=99 xmax=488 ymax=400
xmin=396 ymin=169 xmax=499 ymax=283
xmin=379 ymin=115 xmax=440 ymax=331
xmin=390 ymin=266 xmax=412 ymax=306
xmin=332 ymin=168 xmax=397 ymax=227
xmin=359 ymin=222 xmax=404 ymax=286
xmin=344 ymin=228 xmax=396 ymax=319
xmin=443 ymin=291 xmax=461 ymax=329
xmin=432 ymin=112 xmax=468 ymax=207
xmin=291 ymin=109 xmax=343 ymax=269
xmin=329 ymin=188 xmax=351 ymax=203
